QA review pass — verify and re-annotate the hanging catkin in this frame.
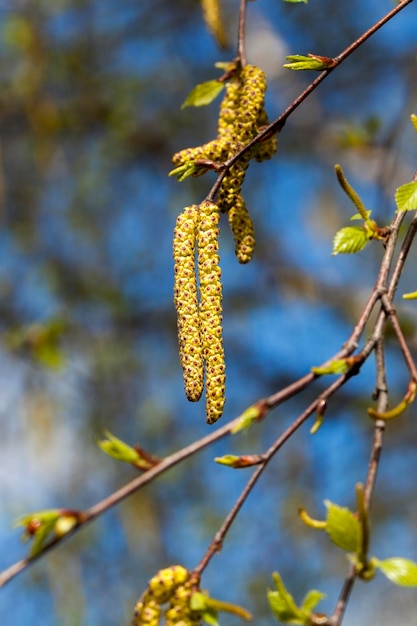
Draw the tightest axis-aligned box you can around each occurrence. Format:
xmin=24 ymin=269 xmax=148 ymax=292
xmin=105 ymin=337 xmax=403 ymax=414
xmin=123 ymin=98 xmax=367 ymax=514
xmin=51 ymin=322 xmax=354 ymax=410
xmin=197 ymin=201 xmax=226 ymax=424
xmin=172 ymin=63 xmax=279 ymax=423
xmin=173 ymin=205 xmax=204 ymax=402
xmin=228 ymin=194 xmax=255 ymax=264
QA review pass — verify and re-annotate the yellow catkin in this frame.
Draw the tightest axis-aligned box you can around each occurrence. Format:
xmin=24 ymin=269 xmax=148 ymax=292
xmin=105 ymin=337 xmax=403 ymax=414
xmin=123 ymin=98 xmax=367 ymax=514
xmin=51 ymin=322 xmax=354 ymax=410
xmin=228 ymin=195 xmax=255 ymax=264
xmin=173 ymin=206 xmax=204 ymax=402
xmin=165 ymin=583 xmax=201 ymax=626
xmin=147 ymin=565 xmax=190 ymax=604
xmin=172 ymin=138 xmax=229 ymax=169
xmin=217 ymin=65 xmax=268 ymax=212
xmin=197 ymin=201 xmax=226 ymax=424
xmin=132 ymin=599 xmax=161 ymax=626
xmin=200 ymin=0 xmax=227 ymax=49
xmin=217 ymin=77 xmax=242 ymax=140
xmin=253 ymin=107 xmax=278 ymax=163
xmin=234 ymin=64 xmax=267 ymax=143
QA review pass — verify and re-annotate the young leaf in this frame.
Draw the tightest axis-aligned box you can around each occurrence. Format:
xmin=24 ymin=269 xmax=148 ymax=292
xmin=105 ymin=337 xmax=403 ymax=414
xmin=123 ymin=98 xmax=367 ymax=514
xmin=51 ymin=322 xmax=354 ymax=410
xmin=268 ymin=572 xmax=302 ymax=623
xmin=14 ymin=510 xmax=62 ymax=556
xmin=324 ymin=500 xmax=361 ymax=553
xmin=181 ymin=80 xmax=224 ymax=109
xmin=350 ymin=210 xmax=372 ymax=221
xmin=284 ymin=54 xmax=331 ymax=71
xmin=411 ymin=113 xmax=417 ymax=134
xmin=403 ymin=290 xmax=417 ymax=300
xmin=311 ymin=359 xmax=349 ymax=375
xmin=395 ymin=181 xmax=417 ymax=213
xmin=299 ymin=590 xmax=326 ymax=617
xmin=231 ymin=403 xmax=264 ymax=433
xmin=375 ymin=557 xmax=417 ymax=587
xmin=98 ymin=431 xmax=141 ymax=464
xmin=332 ymin=226 xmax=368 ymax=255
xmin=215 ymin=454 xmax=240 ymax=467
xmin=215 ymin=454 xmax=262 ymax=468
xmin=283 ymin=0 xmax=308 ymax=3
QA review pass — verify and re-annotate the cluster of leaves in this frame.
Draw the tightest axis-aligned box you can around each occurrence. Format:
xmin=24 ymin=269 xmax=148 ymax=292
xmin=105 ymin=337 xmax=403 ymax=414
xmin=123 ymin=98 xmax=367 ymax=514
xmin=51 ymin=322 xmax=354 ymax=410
xmin=268 ymin=488 xmax=417 ymax=625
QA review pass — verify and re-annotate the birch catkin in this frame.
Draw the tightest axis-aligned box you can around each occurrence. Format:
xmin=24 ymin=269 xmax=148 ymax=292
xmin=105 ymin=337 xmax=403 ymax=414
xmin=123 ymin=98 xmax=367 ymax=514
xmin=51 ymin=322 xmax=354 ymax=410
xmin=172 ymin=63 xmax=279 ymax=423
xmin=197 ymin=201 xmax=226 ymax=424
xmin=173 ymin=205 xmax=204 ymax=402
xmin=132 ymin=565 xmax=190 ymax=626
xmin=228 ymin=195 xmax=255 ymax=264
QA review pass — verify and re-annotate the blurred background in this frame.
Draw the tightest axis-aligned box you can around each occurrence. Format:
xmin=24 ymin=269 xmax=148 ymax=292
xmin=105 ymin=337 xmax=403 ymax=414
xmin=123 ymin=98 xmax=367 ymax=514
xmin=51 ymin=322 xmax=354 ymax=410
xmin=0 ymin=1 xmax=417 ymax=624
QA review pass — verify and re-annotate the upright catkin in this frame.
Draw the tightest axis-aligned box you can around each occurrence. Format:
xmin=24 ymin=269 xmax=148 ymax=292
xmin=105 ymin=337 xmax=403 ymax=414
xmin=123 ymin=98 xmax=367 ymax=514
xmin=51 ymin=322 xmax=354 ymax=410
xmin=173 ymin=206 xmax=204 ymax=402
xmin=197 ymin=201 xmax=226 ymax=424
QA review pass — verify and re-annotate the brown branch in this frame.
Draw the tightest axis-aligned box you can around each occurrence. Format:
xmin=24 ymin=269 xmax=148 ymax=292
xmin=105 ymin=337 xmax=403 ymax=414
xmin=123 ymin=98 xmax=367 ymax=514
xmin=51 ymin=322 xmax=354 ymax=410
xmin=329 ymin=210 xmax=417 ymax=626
xmin=194 ymin=366 xmax=365 ymax=578
xmin=237 ymin=0 xmax=247 ymax=67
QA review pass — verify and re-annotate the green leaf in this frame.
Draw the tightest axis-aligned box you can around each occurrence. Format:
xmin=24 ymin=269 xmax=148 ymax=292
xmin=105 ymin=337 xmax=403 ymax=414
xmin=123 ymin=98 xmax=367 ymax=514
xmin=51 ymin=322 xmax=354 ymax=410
xmin=97 ymin=430 xmax=141 ymax=464
xmin=324 ymin=500 xmax=360 ymax=552
xmin=14 ymin=510 xmax=61 ymax=556
xmin=169 ymin=162 xmax=199 ymax=181
xmin=411 ymin=113 xmax=417 ymax=134
xmin=311 ymin=359 xmax=349 ymax=375
xmin=332 ymin=226 xmax=368 ymax=255
xmin=283 ymin=0 xmax=308 ymax=4
xmin=268 ymin=573 xmax=302 ymax=623
xmin=375 ymin=557 xmax=417 ymax=587
xmin=395 ymin=181 xmax=417 ymax=213
xmin=181 ymin=80 xmax=224 ymax=109
xmin=284 ymin=54 xmax=330 ymax=71
xmin=300 ymin=590 xmax=326 ymax=617
xmin=231 ymin=404 xmax=263 ymax=433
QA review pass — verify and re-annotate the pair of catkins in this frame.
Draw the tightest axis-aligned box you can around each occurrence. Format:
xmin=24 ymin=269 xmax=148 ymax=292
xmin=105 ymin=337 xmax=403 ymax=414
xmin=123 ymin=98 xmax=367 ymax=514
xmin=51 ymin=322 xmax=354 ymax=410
xmin=173 ymin=64 xmax=277 ymax=424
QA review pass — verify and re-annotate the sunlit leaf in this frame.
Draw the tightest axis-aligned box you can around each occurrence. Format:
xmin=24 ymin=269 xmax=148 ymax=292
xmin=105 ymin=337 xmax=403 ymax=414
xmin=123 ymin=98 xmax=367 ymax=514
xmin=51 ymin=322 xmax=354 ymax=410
xmin=375 ymin=557 xmax=417 ymax=587
xmin=411 ymin=113 xmax=417 ymax=134
xmin=284 ymin=54 xmax=331 ymax=71
xmin=300 ymin=590 xmax=326 ymax=617
xmin=324 ymin=500 xmax=360 ymax=552
xmin=311 ymin=359 xmax=349 ymax=375
xmin=97 ymin=430 xmax=141 ymax=464
xmin=268 ymin=572 xmax=302 ymax=623
xmin=332 ymin=226 xmax=368 ymax=255
xmin=403 ymin=290 xmax=417 ymax=300
xmin=231 ymin=404 xmax=263 ymax=433
xmin=395 ymin=181 xmax=417 ymax=212
xmin=14 ymin=510 xmax=61 ymax=556
xmin=181 ymin=80 xmax=224 ymax=109
xmin=283 ymin=0 xmax=308 ymax=4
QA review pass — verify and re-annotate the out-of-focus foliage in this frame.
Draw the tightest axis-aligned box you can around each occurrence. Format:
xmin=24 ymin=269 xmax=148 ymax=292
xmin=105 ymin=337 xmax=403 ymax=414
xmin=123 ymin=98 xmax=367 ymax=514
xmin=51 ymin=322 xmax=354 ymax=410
xmin=1 ymin=1 xmax=417 ymax=626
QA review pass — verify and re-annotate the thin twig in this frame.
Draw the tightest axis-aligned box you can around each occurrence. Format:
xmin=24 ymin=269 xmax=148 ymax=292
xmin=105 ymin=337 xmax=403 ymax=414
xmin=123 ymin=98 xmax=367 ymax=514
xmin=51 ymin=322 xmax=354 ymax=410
xmin=237 ymin=0 xmax=247 ymax=66
xmin=194 ymin=367 xmax=364 ymax=577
